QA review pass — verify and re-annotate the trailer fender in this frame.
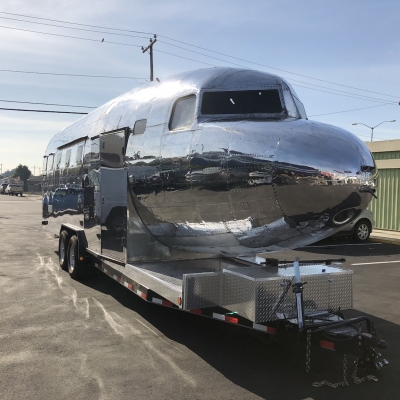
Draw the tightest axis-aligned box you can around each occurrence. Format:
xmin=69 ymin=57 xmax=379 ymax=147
xmin=59 ymin=224 xmax=89 ymax=261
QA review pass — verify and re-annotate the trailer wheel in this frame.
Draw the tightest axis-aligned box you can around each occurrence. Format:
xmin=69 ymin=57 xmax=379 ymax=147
xmin=59 ymin=230 xmax=69 ymax=270
xmin=67 ymin=235 xmax=86 ymax=280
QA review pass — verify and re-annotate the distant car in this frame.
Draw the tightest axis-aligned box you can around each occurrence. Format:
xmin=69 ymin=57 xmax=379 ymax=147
xmin=335 ymin=209 xmax=374 ymax=242
xmin=5 ymin=184 xmax=23 ymax=196
xmin=0 ymin=183 xmax=8 ymax=194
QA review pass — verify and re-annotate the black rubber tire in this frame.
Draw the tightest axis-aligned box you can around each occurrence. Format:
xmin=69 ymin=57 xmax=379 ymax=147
xmin=59 ymin=230 xmax=69 ymax=270
xmin=67 ymin=235 xmax=86 ymax=280
xmin=353 ymin=220 xmax=371 ymax=242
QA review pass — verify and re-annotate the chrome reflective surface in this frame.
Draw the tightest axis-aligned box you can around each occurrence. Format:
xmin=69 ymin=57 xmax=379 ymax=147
xmin=42 ymin=67 xmax=376 ymax=259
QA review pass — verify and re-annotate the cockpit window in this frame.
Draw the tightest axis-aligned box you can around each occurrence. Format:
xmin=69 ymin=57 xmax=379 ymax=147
xmin=201 ymin=89 xmax=283 ymax=115
xmin=292 ymin=95 xmax=307 ymax=119
xmin=169 ymin=95 xmax=196 ymax=131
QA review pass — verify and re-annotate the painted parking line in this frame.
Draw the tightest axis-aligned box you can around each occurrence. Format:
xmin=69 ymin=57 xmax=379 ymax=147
xmin=351 ymin=260 xmax=400 ymax=266
xmin=305 ymin=242 xmax=382 ymax=248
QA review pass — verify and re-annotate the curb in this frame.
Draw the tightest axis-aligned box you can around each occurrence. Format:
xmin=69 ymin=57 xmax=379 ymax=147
xmin=369 ymin=237 xmax=400 ymax=246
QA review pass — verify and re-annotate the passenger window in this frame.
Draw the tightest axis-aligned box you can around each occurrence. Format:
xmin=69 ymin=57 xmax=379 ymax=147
xmin=42 ymin=156 xmax=47 ymax=176
xmin=65 ymin=149 xmax=72 ymax=167
xmin=169 ymin=95 xmax=196 ymax=131
xmin=47 ymin=154 xmax=54 ymax=171
xmin=133 ymin=119 xmax=147 ymax=135
xmin=76 ymin=145 xmax=84 ymax=165
xmin=55 ymin=152 xmax=62 ymax=169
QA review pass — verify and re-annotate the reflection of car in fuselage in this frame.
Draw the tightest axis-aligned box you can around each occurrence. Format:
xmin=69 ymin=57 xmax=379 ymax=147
xmin=52 ymin=187 xmax=83 ymax=215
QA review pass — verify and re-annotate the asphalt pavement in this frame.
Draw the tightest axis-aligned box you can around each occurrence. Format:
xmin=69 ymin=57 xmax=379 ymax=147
xmin=1 ymin=194 xmax=399 ymax=400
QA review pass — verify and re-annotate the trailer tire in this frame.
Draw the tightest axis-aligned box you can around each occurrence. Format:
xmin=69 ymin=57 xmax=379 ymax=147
xmin=59 ymin=230 xmax=69 ymax=271
xmin=67 ymin=235 xmax=86 ymax=280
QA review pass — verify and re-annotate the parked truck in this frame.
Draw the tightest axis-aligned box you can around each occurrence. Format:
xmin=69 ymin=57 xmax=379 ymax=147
xmin=5 ymin=183 xmax=23 ymax=196
xmin=42 ymin=67 xmax=387 ymax=381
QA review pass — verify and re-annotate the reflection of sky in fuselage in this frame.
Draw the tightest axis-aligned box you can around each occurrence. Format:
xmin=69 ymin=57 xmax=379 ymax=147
xmin=276 ymin=135 xmax=361 ymax=174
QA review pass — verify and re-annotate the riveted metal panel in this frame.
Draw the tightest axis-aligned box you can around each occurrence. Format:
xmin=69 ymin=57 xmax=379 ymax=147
xmin=369 ymin=168 xmax=400 ymax=231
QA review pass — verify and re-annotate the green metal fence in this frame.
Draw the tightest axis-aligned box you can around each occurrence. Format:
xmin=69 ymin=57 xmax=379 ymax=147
xmin=373 ymin=151 xmax=400 ymax=160
xmin=369 ymin=168 xmax=400 ymax=231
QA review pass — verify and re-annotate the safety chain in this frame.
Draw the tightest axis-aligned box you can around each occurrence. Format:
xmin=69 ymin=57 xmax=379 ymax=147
xmin=313 ymin=356 xmax=379 ymax=388
xmin=352 ymin=358 xmax=378 ymax=384
xmin=312 ymin=354 xmax=349 ymax=388
xmin=306 ymin=332 xmax=311 ymax=373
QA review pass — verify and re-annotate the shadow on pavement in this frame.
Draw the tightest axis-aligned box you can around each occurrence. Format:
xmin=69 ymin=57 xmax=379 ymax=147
xmin=297 ymin=241 xmax=400 ymax=258
xmin=81 ymin=270 xmax=399 ymax=400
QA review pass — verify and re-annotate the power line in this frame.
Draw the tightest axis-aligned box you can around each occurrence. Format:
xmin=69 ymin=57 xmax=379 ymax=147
xmin=291 ymin=83 xmax=398 ymax=105
xmin=308 ymin=103 xmax=396 ymax=117
xmin=275 ymin=78 xmax=398 ymax=105
xmin=0 ymin=15 xmax=150 ymax=40
xmin=0 ymin=25 xmax=143 ymax=47
xmin=3 ymin=11 xmax=399 ymax=105
xmin=0 ymin=24 xmax=216 ymax=68
xmin=0 ymin=68 xmax=146 ymax=80
xmin=159 ymin=39 xmax=247 ymax=69
xmin=0 ymin=99 xmax=96 ymax=108
xmin=0 ymin=26 xmax=386 ymax=102
xmin=2 ymin=10 xmax=398 ymax=101
xmin=0 ymin=13 xmax=397 ymax=118
xmin=0 ymin=107 xmax=88 ymax=114
xmin=0 ymin=26 xmax=386 ymax=103
xmin=156 ymin=49 xmax=216 ymax=67
xmin=158 ymin=36 xmax=400 ymax=100
xmin=158 ymin=40 xmax=398 ymax=104
xmin=0 ymin=11 xmax=155 ymax=35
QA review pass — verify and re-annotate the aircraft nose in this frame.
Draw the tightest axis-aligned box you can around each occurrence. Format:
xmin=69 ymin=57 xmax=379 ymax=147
xmin=273 ymin=124 xmax=376 ymax=229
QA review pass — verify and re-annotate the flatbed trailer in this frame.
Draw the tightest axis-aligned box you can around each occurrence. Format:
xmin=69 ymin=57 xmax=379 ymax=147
xmin=42 ymin=67 xmax=386 ymax=384
xmin=61 ymin=240 xmax=387 ymax=383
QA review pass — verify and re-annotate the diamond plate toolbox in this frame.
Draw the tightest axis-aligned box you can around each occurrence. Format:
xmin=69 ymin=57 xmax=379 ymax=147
xmin=222 ymin=265 xmax=353 ymax=323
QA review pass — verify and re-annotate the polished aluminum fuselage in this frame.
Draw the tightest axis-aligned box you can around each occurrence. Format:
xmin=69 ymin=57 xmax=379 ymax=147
xmin=43 ymin=68 xmax=376 ymax=260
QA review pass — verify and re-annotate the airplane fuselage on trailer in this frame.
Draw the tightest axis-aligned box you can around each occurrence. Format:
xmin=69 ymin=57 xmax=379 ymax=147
xmin=42 ymin=67 xmax=376 ymax=261
xmin=41 ymin=68 xmax=387 ymax=376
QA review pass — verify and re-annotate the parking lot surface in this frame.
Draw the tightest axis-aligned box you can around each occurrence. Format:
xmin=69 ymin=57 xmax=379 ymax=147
xmin=1 ymin=195 xmax=399 ymax=400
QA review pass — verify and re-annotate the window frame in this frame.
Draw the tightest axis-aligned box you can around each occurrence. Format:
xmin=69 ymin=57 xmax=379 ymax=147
xmin=198 ymin=86 xmax=286 ymax=119
xmin=54 ymin=151 xmax=62 ymax=170
xmin=169 ymin=94 xmax=197 ymax=132
xmin=133 ymin=119 xmax=147 ymax=135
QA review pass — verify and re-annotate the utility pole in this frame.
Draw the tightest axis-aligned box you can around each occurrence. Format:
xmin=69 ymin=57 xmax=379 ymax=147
xmin=142 ymin=35 xmax=157 ymax=82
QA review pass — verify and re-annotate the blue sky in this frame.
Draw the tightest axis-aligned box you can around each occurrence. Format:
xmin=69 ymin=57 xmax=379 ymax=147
xmin=0 ymin=0 xmax=399 ymax=174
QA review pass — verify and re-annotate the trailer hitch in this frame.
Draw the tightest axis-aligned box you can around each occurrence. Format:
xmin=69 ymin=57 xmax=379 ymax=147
xmin=357 ymin=347 xmax=389 ymax=371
